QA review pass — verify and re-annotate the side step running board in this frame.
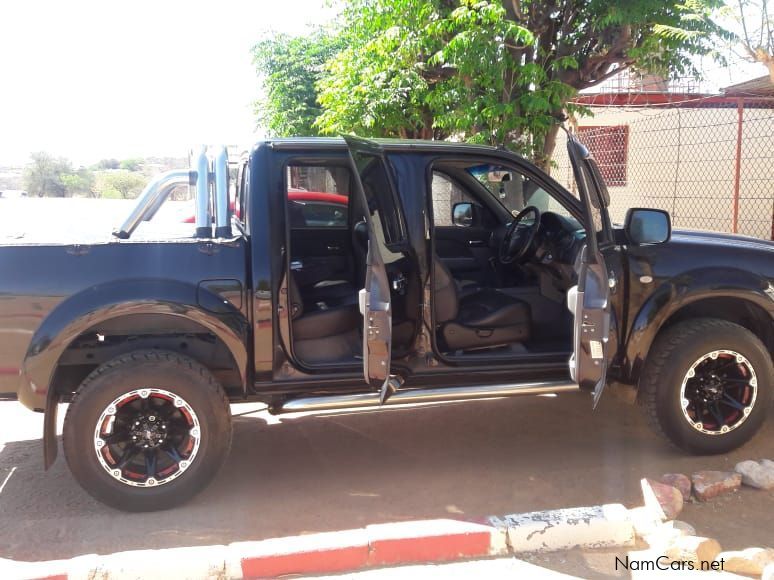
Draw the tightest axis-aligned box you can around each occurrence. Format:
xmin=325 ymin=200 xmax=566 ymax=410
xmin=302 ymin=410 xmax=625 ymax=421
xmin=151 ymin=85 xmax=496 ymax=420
xmin=275 ymin=380 xmax=578 ymax=414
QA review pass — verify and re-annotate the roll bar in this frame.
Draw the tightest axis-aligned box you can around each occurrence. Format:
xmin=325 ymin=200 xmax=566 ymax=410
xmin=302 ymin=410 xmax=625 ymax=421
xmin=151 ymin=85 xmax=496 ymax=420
xmin=113 ymin=145 xmax=232 ymax=240
xmin=113 ymin=170 xmax=194 ymax=239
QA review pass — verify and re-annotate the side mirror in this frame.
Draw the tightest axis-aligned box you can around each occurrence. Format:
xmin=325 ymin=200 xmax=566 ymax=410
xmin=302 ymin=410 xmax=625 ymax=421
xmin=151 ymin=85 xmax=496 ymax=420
xmin=452 ymin=202 xmax=475 ymax=227
xmin=625 ymin=208 xmax=671 ymax=245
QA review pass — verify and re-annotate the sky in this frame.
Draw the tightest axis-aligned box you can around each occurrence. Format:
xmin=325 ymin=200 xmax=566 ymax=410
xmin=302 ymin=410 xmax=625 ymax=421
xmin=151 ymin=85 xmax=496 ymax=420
xmin=0 ymin=0 xmax=337 ymax=165
xmin=0 ymin=1 xmax=768 ymax=167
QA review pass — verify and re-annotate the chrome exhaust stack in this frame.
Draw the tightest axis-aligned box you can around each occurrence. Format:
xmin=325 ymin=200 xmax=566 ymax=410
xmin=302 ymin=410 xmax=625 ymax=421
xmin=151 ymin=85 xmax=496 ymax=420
xmin=211 ymin=145 xmax=232 ymax=238
xmin=275 ymin=380 xmax=578 ymax=414
xmin=194 ymin=146 xmax=212 ymax=238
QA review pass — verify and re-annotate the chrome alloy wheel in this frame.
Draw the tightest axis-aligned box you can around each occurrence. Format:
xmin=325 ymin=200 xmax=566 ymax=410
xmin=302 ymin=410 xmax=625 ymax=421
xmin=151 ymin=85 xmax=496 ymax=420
xmin=93 ymin=388 xmax=201 ymax=487
xmin=680 ymin=350 xmax=758 ymax=435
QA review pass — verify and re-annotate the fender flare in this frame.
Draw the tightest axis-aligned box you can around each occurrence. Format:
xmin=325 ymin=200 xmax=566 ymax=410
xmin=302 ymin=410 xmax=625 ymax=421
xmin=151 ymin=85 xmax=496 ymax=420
xmin=622 ymin=267 xmax=774 ymax=386
xmin=20 ymin=279 xmax=249 ymax=469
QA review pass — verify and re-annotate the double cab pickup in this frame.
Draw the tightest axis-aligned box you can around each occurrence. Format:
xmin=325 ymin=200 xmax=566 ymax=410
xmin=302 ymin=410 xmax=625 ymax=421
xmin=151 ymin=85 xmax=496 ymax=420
xmin=1 ymin=136 xmax=772 ymax=511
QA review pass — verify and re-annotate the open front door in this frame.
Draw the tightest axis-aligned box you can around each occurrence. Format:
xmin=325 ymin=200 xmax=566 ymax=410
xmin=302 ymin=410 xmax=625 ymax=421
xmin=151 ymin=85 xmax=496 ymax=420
xmin=345 ymin=137 xmax=400 ymax=402
xmin=566 ymin=136 xmax=613 ymax=407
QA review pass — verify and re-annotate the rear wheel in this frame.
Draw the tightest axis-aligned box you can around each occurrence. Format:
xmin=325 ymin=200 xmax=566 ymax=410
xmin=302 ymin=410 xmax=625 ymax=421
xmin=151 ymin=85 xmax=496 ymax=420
xmin=641 ymin=318 xmax=772 ymax=454
xmin=63 ymin=350 xmax=232 ymax=511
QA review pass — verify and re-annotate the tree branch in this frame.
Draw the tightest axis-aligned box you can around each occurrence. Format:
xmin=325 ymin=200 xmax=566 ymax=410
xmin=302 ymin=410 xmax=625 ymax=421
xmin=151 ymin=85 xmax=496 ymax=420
xmin=579 ymin=62 xmax=635 ymax=89
xmin=737 ymin=0 xmax=754 ymax=48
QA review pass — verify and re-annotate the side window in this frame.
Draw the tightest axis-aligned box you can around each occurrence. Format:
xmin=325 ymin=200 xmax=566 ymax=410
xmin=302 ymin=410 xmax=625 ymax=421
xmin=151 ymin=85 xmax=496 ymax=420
xmin=352 ymin=152 xmax=406 ymax=249
xmin=286 ymin=164 xmax=350 ymax=228
xmin=430 ymin=172 xmax=477 ymax=226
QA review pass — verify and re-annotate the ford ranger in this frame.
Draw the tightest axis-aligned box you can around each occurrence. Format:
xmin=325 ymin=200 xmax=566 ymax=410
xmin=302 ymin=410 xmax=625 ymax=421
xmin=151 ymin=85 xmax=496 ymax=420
xmin=1 ymin=137 xmax=772 ymax=511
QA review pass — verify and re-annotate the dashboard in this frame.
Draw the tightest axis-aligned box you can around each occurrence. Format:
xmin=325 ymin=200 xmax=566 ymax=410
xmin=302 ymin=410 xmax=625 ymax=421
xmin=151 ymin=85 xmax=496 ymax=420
xmin=533 ymin=212 xmax=585 ymax=265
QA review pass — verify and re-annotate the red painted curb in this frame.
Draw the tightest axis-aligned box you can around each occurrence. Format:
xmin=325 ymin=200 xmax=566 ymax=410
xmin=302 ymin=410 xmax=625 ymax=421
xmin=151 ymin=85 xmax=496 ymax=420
xmin=368 ymin=531 xmax=492 ymax=566
xmin=9 ymin=504 xmax=633 ymax=579
xmin=239 ymin=520 xmax=496 ymax=578
xmin=236 ymin=529 xmax=370 ymax=578
xmin=242 ymin=544 xmax=369 ymax=578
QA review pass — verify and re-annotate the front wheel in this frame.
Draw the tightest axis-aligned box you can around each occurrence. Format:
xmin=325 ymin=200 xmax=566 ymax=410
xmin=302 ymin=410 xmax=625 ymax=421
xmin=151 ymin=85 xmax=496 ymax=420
xmin=641 ymin=318 xmax=772 ymax=454
xmin=63 ymin=350 xmax=232 ymax=511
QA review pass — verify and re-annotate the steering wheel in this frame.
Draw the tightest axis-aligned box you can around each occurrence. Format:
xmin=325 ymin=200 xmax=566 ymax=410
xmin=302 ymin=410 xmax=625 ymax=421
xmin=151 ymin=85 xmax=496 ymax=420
xmin=499 ymin=206 xmax=541 ymax=264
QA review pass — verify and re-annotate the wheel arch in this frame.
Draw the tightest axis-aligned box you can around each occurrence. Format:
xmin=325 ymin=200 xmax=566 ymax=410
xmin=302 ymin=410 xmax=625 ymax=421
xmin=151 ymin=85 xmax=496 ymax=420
xmin=624 ymin=282 xmax=774 ymax=391
xmin=20 ymin=279 xmax=249 ymax=469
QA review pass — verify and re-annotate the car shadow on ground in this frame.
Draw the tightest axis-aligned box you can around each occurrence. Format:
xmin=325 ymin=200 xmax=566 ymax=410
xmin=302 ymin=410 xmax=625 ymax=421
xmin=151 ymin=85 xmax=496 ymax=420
xmin=0 ymin=392 xmax=772 ymax=564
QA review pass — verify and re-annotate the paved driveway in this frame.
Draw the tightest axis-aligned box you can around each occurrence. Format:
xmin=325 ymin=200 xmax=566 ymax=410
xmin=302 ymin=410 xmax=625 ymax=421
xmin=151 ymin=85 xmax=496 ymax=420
xmin=1 ymin=392 xmax=772 ymax=567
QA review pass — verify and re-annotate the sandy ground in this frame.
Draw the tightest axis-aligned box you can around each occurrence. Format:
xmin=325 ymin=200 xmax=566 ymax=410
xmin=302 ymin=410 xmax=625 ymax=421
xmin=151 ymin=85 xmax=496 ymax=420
xmin=0 ymin=392 xmax=772 ymax=578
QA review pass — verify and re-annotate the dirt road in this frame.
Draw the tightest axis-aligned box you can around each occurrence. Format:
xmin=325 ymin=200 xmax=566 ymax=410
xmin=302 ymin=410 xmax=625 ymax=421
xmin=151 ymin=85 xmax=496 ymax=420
xmin=1 ymin=392 xmax=772 ymax=571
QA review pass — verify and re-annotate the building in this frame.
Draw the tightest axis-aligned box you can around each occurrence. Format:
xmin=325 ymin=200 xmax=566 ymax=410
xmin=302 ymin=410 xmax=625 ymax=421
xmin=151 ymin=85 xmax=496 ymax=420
xmin=553 ymin=72 xmax=774 ymax=240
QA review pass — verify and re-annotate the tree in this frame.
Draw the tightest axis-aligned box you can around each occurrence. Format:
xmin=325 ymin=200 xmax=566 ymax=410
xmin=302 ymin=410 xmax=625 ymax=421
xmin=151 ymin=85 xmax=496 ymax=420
xmin=23 ymin=152 xmax=72 ymax=197
xmin=734 ymin=0 xmax=773 ymax=80
xmin=95 ymin=170 xmax=147 ymax=199
xmin=120 ymin=157 xmax=143 ymax=172
xmin=96 ymin=158 xmax=120 ymax=171
xmin=316 ymin=1 xmax=459 ymax=139
xmin=60 ymin=168 xmax=95 ymax=197
xmin=312 ymin=0 xmax=725 ymax=167
xmin=252 ymin=29 xmax=342 ymax=136
xmin=503 ymin=0 xmax=727 ymax=167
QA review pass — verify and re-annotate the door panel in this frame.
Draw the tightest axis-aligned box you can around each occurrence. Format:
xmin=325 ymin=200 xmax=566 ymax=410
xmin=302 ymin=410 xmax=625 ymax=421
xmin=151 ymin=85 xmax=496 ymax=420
xmin=430 ymin=171 xmax=495 ymax=286
xmin=289 ymin=227 xmax=352 ymax=289
xmin=566 ymin=137 xmax=613 ymax=407
xmin=568 ymin=247 xmax=610 ymax=401
xmin=434 ymin=225 xmax=494 ymax=285
xmin=344 ymin=136 xmax=399 ymax=397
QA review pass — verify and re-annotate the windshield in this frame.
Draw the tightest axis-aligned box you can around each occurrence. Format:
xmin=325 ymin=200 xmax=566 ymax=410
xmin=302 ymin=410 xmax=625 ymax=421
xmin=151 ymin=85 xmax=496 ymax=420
xmin=466 ymin=163 xmax=582 ymax=228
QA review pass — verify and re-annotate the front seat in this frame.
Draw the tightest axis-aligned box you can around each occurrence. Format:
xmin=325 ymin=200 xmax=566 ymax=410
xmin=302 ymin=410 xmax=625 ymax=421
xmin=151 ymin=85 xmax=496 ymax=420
xmin=434 ymin=258 xmax=531 ymax=351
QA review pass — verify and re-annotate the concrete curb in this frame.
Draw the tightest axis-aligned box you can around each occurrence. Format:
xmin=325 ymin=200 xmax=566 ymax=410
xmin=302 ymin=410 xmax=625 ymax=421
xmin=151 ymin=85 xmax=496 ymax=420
xmin=3 ymin=504 xmax=633 ymax=579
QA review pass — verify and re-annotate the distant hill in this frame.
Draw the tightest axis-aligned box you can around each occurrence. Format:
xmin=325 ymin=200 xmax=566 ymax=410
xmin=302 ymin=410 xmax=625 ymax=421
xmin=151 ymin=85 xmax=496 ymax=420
xmin=0 ymin=165 xmax=24 ymax=190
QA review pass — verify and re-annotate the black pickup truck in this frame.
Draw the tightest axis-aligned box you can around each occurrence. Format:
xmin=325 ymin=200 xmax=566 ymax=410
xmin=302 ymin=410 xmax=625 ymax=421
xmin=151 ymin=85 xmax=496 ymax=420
xmin=1 ymin=137 xmax=772 ymax=511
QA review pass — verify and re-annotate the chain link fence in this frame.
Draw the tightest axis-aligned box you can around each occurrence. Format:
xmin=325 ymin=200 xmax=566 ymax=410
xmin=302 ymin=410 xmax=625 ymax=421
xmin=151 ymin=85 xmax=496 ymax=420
xmin=553 ymin=101 xmax=774 ymax=240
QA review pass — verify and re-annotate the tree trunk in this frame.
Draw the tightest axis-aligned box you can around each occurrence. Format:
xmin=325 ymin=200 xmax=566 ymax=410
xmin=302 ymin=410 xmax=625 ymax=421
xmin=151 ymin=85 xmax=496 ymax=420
xmin=421 ymin=109 xmax=434 ymax=140
xmin=536 ymin=121 xmax=561 ymax=174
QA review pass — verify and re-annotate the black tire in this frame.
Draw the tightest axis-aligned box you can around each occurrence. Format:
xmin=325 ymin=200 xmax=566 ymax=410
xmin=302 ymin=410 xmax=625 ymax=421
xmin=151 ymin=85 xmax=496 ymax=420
xmin=640 ymin=318 xmax=773 ymax=454
xmin=63 ymin=350 xmax=232 ymax=511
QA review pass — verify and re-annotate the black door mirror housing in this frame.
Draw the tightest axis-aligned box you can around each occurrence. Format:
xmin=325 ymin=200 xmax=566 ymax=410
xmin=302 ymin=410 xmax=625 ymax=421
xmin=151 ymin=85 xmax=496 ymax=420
xmin=625 ymin=208 xmax=671 ymax=245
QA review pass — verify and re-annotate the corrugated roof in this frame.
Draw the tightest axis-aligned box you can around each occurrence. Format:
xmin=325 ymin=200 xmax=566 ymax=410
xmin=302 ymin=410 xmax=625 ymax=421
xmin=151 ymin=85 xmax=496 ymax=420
xmin=723 ymin=75 xmax=774 ymax=96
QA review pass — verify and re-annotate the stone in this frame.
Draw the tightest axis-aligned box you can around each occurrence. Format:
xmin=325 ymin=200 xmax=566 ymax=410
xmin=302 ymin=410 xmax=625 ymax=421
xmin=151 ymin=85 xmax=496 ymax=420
xmin=717 ymin=547 xmax=774 ymax=576
xmin=735 ymin=460 xmax=774 ymax=490
xmin=672 ymin=520 xmax=696 ymax=537
xmin=628 ymin=506 xmax=662 ymax=540
xmin=642 ymin=523 xmax=686 ymax=551
xmin=641 ymin=478 xmax=684 ymax=520
xmin=762 ymin=459 xmax=774 ymax=470
xmin=660 ymin=473 xmax=692 ymax=501
xmin=691 ymin=471 xmax=741 ymax=501
xmin=665 ymin=536 xmax=722 ymax=566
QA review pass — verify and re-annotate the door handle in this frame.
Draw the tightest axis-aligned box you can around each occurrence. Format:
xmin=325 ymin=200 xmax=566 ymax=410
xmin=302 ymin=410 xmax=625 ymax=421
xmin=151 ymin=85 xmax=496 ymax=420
xmin=327 ymin=244 xmax=342 ymax=251
xmin=290 ymin=260 xmax=303 ymax=271
xmin=468 ymin=239 xmax=485 ymax=247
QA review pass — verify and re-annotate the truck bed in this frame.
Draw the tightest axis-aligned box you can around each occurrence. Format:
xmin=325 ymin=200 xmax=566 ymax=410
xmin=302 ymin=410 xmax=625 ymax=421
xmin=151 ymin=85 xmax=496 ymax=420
xmin=0 ymin=204 xmax=248 ymax=406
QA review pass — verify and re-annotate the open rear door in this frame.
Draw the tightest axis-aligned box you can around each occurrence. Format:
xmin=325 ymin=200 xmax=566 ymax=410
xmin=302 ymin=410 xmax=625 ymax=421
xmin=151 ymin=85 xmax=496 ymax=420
xmin=345 ymin=137 xmax=399 ymax=402
xmin=566 ymin=136 xmax=613 ymax=407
